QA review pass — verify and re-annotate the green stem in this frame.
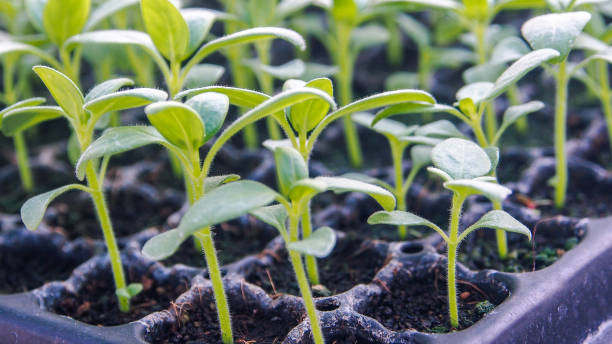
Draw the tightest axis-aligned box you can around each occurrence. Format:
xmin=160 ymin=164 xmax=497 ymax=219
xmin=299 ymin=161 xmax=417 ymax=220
xmin=256 ymin=42 xmax=282 ymax=141
xmin=334 ymin=22 xmax=362 ymax=168
xmin=301 ymin=205 xmax=319 ymax=284
xmin=391 ymin=140 xmax=407 ymax=239
xmin=474 ymin=22 xmax=497 ymax=141
xmin=554 ymin=60 xmax=569 ymax=208
xmin=472 ymin=119 xmax=489 ymax=148
xmin=14 ymin=132 xmax=33 ymax=192
xmin=597 ymin=60 xmax=612 ymax=154
xmin=288 ymin=210 xmax=324 ymax=344
xmin=507 ymin=84 xmax=527 ymax=133
xmin=84 ymin=163 xmax=128 ymax=312
xmin=447 ymin=193 xmax=466 ymax=329
xmin=194 ymin=230 xmax=233 ymax=344
xmin=493 ymin=200 xmax=508 ymax=259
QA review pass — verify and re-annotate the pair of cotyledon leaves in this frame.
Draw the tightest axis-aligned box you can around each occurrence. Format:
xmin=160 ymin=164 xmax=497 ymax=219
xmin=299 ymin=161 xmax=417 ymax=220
xmin=369 ymin=138 xmax=531 ymax=243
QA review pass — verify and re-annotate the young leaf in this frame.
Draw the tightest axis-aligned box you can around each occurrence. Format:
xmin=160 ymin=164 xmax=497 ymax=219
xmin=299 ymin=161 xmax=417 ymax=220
xmin=1 ymin=106 xmax=65 ymax=136
xmin=373 ymin=103 xmax=464 ymax=125
xmin=432 ymin=138 xmax=491 ymax=180
xmin=116 ymin=283 xmax=143 ymax=299
xmin=250 ymin=204 xmax=289 ymax=236
xmin=521 ymin=12 xmax=591 ymax=63
xmin=76 ymin=126 xmax=173 ymax=180
xmin=84 ymin=78 xmax=134 ymax=103
xmin=181 ymin=8 xmax=216 ymax=56
xmin=286 ymin=78 xmax=334 ymax=133
xmin=274 ymin=146 xmax=308 ymax=197
xmin=352 ymin=24 xmax=390 ymax=53
xmin=368 ymin=210 xmax=449 ymax=242
xmin=33 ymin=66 xmax=84 ymax=121
xmin=176 ymin=86 xmax=268 ymax=108
xmin=316 ymin=176 xmax=396 ymax=211
xmin=84 ymin=0 xmax=140 ymax=31
xmin=145 ymin=101 xmax=205 ymax=153
xmin=353 ymin=112 xmax=416 ymax=138
xmin=141 ymin=0 xmax=189 ymax=62
xmin=493 ymin=101 xmax=544 ymax=144
xmin=0 ymin=97 xmax=46 ymax=125
xmin=25 ymin=0 xmax=45 ymax=33
xmin=204 ymin=174 xmax=240 ymax=192
xmin=444 ymin=179 xmax=512 ymax=203
xmin=288 ymin=178 xmax=328 ymax=201
xmin=21 ymin=184 xmax=89 ymax=231
xmin=183 ymin=64 xmax=225 ymax=90
xmin=490 ymin=36 xmax=531 ymax=65
xmin=456 ymin=82 xmax=494 ymax=105
xmin=415 ymin=120 xmax=464 ymax=138
xmin=287 ymin=226 xmax=336 ymax=258
xmin=341 ymin=173 xmax=393 ymax=191
xmin=185 ymin=92 xmax=229 ymax=141
xmin=485 ymin=49 xmax=560 ymax=100
xmin=243 ymin=59 xmax=305 ymax=80
xmin=410 ymin=145 xmax=433 ymax=167
xmin=142 ymin=181 xmax=279 ymax=260
xmin=43 ymin=0 xmax=90 ymax=46
xmin=484 ymin=146 xmax=500 ymax=174
xmin=427 ymin=166 xmax=452 ymax=182
xmin=84 ymin=88 xmax=168 ymax=116
xmin=458 ymin=210 xmax=531 ymax=242
xmin=0 ymin=41 xmax=61 ymax=69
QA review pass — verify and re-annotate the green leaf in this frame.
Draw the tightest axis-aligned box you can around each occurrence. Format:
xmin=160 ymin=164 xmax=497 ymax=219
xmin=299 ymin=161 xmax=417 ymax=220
xmin=67 ymin=132 xmax=80 ymax=166
xmin=373 ymin=103 xmax=464 ymax=125
xmin=459 ymin=210 xmax=531 ymax=242
xmin=33 ymin=66 xmax=84 ymax=121
xmin=331 ymin=0 xmax=358 ymax=23
xmin=573 ymin=33 xmax=609 ymax=52
xmin=84 ymin=78 xmax=134 ymax=103
xmin=21 ymin=184 xmax=88 ymax=230
xmin=396 ymin=13 xmax=429 ymax=48
xmin=249 ymin=204 xmax=288 ymax=236
xmin=85 ymin=0 xmax=139 ymax=31
xmin=410 ymin=145 xmax=433 ymax=167
xmin=432 ymin=138 xmax=491 ymax=180
xmin=181 ymin=8 xmax=216 ymax=56
xmin=287 ymin=226 xmax=336 ymax=258
xmin=353 ymin=111 xmax=416 ymax=139
xmin=142 ymin=181 xmax=278 ymax=260
xmin=494 ymin=101 xmax=544 ymax=144
xmin=65 ymin=30 xmax=168 ymax=74
xmin=1 ymin=106 xmax=65 ymax=136
xmin=43 ymin=0 xmax=90 ymax=46
xmin=484 ymin=146 xmax=499 ymax=174
xmin=84 ymin=88 xmax=168 ymax=116
xmin=243 ymin=59 xmax=305 ymax=80
xmin=141 ymin=0 xmax=189 ymax=62
xmin=263 ymin=139 xmax=293 ymax=151
xmin=315 ymin=176 xmax=396 ymax=211
xmin=352 ymin=24 xmax=390 ymax=52
xmin=377 ymin=0 xmax=460 ymax=10
xmin=521 ymin=11 xmax=591 ymax=63
xmin=183 ymin=64 xmax=225 ymax=90
xmin=427 ymin=166 xmax=452 ymax=182
xmin=25 ymin=0 xmax=46 ymax=33
xmin=76 ymin=126 xmax=171 ymax=180
xmin=490 ymin=36 xmax=531 ymax=64
xmin=176 ymin=86 xmax=268 ymax=108
xmin=204 ymin=174 xmax=240 ymax=192
xmin=300 ymin=62 xmax=339 ymax=81
xmin=0 ymin=41 xmax=60 ymax=68
xmin=286 ymin=78 xmax=334 ymax=133
xmin=0 ymin=97 xmax=46 ymax=127
xmin=185 ymin=92 xmax=229 ymax=142
xmin=415 ymin=120 xmax=464 ymax=138
xmin=456 ymin=82 xmax=494 ymax=105
xmin=145 ymin=101 xmax=205 ymax=153
xmin=463 ymin=63 xmax=506 ymax=84
xmin=116 ymin=283 xmax=143 ymax=299
xmin=444 ymin=179 xmax=512 ymax=202
xmin=341 ymin=173 xmax=392 ymax=191
xmin=274 ymin=146 xmax=308 ymax=197
xmin=367 ymin=210 xmax=448 ymax=241
xmin=484 ymin=49 xmax=560 ymax=100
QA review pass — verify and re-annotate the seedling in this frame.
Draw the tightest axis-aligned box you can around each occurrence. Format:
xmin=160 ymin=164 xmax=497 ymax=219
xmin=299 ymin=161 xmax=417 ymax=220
xmin=0 ymin=0 xmax=139 ymax=190
xmin=521 ymin=11 xmax=592 ymax=208
xmin=178 ymin=79 xmax=434 ymax=283
xmin=247 ymin=145 xmax=395 ymax=344
xmin=353 ymin=113 xmax=464 ymax=239
xmin=382 ymin=0 xmax=546 ymax=138
xmin=219 ymin=0 xmax=309 ymax=147
xmin=79 ymin=86 xmax=337 ymax=343
xmin=2 ymin=66 xmax=167 ymax=312
xmin=373 ymin=48 xmax=555 ymax=258
xmin=368 ymin=138 xmax=531 ymax=329
xmin=293 ymin=0 xmax=405 ymax=167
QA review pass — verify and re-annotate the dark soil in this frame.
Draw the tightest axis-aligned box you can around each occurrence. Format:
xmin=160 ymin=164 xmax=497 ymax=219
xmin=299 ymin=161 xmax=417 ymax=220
xmin=0 ymin=249 xmax=81 ymax=294
xmin=150 ymin=290 xmax=302 ymax=344
xmin=362 ymin=265 xmax=500 ymax=333
xmin=445 ymin=224 xmax=584 ymax=273
xmin=161 ymin=219 xmax=278 ymax=268
xmin=532 ymin=187 xmax=612 ymax=219
xmin=51 ymin=268 xmax=190 ymax=326
xmin=247 ymin=235 xmax=389 ymax=297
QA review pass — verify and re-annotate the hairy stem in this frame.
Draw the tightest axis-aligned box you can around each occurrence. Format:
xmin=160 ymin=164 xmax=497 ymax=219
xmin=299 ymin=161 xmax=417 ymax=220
xmin=289 ymin=210 xmax=324 ymax=344
xmin=448 ymin=192 xmax=466 ymax=329
xmin=391 ymin=140 xmax=407 ymax=239
xmin=493 ymin=200 xmax=508 ymax=259
xmin=507 ymin=84 xmax=526 ymax=133
xmin=84 ymin=163 xmax=128 ymax=312
xmin=554 ymin=60 xmax=569 ymax=208
xmin=301 ymin=205 xmax=319 ymax=284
